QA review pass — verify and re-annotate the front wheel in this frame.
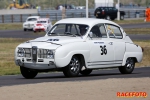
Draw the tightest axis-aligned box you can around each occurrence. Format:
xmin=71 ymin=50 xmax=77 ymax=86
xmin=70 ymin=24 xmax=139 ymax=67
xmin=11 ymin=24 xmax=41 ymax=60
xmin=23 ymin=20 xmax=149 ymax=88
xmin=20 ymin=67 xmax=38 ymax=79
xmin=119 ymin=58 xmax=135 ymax=74
xmin=63 ymin=56 xmax=81 ymax=77
xmin=24 ymin=28 xmax=27 ymax=31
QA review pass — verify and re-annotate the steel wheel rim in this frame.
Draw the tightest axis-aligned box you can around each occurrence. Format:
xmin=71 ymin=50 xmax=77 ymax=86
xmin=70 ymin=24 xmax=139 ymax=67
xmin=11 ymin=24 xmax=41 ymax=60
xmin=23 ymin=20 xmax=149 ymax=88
xmin=107 ymin=16 xmax=110 ymax=20
xmin=69 ymin=57 xmax=80 ymax=74
xmin=126 ymin=58 xmax=134 ymax=69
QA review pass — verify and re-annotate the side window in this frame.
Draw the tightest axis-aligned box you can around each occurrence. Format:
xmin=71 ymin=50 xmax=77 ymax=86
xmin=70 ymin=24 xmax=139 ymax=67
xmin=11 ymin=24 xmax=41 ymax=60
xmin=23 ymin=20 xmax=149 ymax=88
xmin=99 ymin=25 xmax=107 ymax=38
xmin=90 ymin=24 xmax=107 ymax=38
xmin=106 ymin=24 xmax=123 ymax=39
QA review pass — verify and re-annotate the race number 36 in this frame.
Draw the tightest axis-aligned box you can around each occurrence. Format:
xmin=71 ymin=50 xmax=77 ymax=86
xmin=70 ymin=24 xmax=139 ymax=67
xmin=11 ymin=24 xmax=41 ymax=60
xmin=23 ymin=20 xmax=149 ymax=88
xmin=100 ymin=45 xmax=107 ymax=55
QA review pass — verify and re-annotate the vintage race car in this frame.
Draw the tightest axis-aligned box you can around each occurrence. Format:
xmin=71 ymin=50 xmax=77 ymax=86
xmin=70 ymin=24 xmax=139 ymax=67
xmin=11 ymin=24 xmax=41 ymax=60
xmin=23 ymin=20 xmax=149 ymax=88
xmin=33 ymin=18 xmax=52 ymax=32
xmin=15 ymin=18 xmax=143 ymax=79
xmin=23 ymin=16 xmax=40 ymax=31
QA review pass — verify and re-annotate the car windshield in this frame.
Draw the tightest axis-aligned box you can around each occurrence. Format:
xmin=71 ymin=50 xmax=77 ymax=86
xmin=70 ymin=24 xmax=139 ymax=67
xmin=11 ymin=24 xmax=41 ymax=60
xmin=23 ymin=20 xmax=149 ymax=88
xmin=48 ymin=24 xmax=89 ymax=37
xmin=37 ymin=21 xmax=47 ymax=23
xmin=27 ymin=18 xmax=37 ymax=21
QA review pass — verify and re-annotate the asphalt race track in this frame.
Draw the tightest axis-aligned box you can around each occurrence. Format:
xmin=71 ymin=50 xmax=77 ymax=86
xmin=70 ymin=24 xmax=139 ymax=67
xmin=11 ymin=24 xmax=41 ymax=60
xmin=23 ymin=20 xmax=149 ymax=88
xmin=0 ymin=67 xmax=149 ymax=87
xmin=0 ymin=23 xmax=150 ymax=40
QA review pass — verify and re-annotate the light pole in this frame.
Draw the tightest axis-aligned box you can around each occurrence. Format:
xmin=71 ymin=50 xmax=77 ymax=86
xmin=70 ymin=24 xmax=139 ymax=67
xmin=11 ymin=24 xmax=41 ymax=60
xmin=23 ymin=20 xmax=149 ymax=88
xmin=86 ymin=0 xmax=88 ymax=18
xmin=117 ymin=0 xmax=120 ymax=20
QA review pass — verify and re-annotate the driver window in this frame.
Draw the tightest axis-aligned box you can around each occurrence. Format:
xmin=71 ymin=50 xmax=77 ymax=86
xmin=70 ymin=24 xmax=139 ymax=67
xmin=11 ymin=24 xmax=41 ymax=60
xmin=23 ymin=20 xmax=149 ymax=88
xmin=90 ymin=24 xmax=107 ymax=38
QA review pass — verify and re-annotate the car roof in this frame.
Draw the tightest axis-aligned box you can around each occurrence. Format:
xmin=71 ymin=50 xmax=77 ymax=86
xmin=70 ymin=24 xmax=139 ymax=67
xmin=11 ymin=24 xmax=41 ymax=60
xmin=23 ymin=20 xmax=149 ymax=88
xmin=27 ymin=16 xmax=40 ymax=19
xmin=37 ymin=18 xmax=49 ymax=21
xmin=55 ymin=18 xmax=119 ymax=27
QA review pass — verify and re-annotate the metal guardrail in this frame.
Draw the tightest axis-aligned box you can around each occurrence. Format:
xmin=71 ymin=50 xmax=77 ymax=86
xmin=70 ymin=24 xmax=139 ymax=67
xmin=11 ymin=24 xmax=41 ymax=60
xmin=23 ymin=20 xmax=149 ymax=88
xmin=0 ymin=9 xmax=146 ymax=23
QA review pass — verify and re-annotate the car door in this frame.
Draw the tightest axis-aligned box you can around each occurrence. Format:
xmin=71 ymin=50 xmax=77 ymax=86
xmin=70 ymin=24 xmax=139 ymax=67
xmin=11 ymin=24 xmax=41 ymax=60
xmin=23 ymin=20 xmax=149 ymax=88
xmin=87 ymin=24 xmax=115 ymax=69
xmin=105 ymin=24 xmax=125 ymax=66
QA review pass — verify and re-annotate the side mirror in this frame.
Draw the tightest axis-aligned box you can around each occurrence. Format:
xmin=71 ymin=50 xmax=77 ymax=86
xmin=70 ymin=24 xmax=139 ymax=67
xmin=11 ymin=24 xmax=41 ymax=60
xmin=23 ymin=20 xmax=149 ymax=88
xmin=88 ymin=32 xmax=93 ymax=38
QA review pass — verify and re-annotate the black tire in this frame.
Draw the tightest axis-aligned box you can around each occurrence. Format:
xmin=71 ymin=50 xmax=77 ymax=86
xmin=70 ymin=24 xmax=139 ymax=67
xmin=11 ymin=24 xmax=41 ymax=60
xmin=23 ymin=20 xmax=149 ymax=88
xmin=20 ymin=67 xmax=38 ymax=79
xmin=111 ymin=17 xmax=115 ymax=20
xmin=120 ymin=15 xmax=124 ymax=20
xmin=119 ymin=58 xmax=135 ymax=74
xmin=80 ymin=69 xmax=92 ymax=76
xmin=24 ymin=28 xmax=27 ymax=31
xmin=63 ymin=56 xmax=81 ymax=77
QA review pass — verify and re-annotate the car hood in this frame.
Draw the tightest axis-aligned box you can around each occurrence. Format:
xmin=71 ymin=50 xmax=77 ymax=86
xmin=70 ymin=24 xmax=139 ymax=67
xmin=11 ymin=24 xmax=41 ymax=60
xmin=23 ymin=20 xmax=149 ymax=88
xmin=30 ymin=36 xmax=84 ymax=45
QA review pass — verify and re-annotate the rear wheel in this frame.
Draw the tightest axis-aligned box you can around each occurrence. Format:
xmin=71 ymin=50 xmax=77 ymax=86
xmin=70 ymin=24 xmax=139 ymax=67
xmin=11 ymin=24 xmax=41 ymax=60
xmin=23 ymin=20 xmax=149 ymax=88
xmin=120 ymin=15 xmax=124 ymax=20
xmin=63 ymin=56 xmax=81 ymax=77
xmin=80 ymin=69 xmax=92 ymax=76
xmin=20 ymin=67 xmax=38 ymax=79
xmin=119 ymin=58 xmax=135 ymax=74
xmin=24 ymin=28 xmax=27 ymax=31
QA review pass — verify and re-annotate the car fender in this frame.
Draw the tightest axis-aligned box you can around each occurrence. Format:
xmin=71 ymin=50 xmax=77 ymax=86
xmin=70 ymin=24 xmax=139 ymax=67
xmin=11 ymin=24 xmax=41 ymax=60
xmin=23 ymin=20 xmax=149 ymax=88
xmin=54 ymin=42 xmax=90 ymax=68
xmin=122 ymin=43 xmax=143 ymax=66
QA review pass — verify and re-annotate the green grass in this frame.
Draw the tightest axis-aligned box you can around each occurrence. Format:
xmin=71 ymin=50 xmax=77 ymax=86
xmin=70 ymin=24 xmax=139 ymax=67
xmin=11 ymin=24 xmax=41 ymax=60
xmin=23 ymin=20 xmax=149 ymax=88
xmin=134 ymin=40 xmax=150 ymax=67
xmin=0 ymin=38 xmax=30 ymax=76
xmin=0 ymin=38 xmax=149 ymax=76
xmin=0 ymin=23 xmax=23 ymax=30
xmin=124 ymin=28 xmax=150 ymax=34
xmin=114 ymin=19 xmax=147 ymax=24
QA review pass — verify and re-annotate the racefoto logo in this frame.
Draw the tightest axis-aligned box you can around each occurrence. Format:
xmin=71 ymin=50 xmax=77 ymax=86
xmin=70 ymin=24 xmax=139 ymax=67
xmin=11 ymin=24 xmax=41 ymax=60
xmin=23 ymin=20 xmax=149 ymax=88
xmin=117 ymin=92 xmax=147 ymax=98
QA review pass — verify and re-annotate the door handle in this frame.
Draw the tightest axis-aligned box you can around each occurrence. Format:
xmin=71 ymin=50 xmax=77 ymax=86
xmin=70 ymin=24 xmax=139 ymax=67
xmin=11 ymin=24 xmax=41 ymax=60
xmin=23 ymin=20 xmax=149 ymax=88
xmin=109 ymin=42 xmax=113 ymax=45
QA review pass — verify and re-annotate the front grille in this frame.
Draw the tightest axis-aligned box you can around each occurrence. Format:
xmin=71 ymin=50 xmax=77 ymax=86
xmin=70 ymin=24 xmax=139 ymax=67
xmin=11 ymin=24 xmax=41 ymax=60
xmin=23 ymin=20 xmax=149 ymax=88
xmin=32 ymin=46 xmax=37 ymax=62
xmin=38 ymin=49 xmax=47 ymax=58
xmin=22 ymin=48 xmax=48 ymax=59
xmin=24 ymin=48 xmax=31 ymax=58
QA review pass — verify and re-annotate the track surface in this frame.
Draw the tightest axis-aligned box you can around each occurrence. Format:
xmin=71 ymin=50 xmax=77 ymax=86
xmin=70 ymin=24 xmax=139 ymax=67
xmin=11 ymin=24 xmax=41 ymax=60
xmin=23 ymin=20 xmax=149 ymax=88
xmin=0 ymin=67 xmax=149 ymax=87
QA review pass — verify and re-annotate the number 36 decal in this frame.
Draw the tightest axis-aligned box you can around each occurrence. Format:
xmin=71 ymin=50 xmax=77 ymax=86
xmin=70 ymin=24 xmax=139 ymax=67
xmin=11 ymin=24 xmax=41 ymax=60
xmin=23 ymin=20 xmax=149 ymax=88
xmin=100 ymin=45 xmax=107 ymax=55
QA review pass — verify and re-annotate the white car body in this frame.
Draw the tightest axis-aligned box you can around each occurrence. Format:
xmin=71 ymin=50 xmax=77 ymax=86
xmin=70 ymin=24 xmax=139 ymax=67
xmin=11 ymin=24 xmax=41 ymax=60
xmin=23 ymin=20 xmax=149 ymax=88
xmin=15 ymin=18 xmax=143 ymax=78
xmin=23 ymin=16 xmax=40 ymax=31
xmin=33 ymin=18 xmax=52 ymax=32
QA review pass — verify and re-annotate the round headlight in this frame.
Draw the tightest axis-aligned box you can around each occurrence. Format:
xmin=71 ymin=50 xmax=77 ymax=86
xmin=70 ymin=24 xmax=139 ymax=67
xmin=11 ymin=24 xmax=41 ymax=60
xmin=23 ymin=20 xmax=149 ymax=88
xmin=47 ymin=50 xmax=54 ymax=59
xmin=17 ymin=48 xmax=25 ymax=57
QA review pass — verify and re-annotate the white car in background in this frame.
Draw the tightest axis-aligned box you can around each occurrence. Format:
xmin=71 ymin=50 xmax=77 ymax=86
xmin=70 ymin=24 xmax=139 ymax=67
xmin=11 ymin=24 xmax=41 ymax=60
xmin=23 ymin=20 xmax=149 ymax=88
xmin=23 ymin=16 xmax=40 ymax=31
xmin=15 ymin=18 xmax=143 ymax=79
xmin=33 ymin=18 xmax=52 ymax=32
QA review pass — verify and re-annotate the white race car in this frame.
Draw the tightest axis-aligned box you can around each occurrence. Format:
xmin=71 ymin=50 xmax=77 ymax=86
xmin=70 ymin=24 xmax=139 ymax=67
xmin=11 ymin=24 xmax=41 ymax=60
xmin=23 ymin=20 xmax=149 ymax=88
xmin=15 ymin=18 xmax=143 ymax=79
xmin=23 ymin=16 xmax=40 ymax=31
xmin=33 ymin=18 xmax=52 ymax=32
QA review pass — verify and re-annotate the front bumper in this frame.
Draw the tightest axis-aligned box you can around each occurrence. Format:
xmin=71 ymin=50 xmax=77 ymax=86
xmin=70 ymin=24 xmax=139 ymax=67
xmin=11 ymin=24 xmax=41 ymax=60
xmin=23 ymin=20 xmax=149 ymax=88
xmin=34 ymin=26 xmax=46 ymax=31
xmin=15 ymin=59 xmax=56 ymax=70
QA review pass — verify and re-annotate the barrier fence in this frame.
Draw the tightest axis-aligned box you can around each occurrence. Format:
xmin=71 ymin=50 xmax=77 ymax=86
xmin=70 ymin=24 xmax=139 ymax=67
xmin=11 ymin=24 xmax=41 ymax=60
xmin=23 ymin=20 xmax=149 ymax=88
xmin=0 ymin=10 xmax=146 ymax=23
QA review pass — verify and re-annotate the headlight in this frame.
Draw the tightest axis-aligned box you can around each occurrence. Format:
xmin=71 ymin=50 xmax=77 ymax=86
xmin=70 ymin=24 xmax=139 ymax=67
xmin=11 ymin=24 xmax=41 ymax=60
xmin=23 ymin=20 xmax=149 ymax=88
xmin=17 ymin=48 xmax=25 ymax=57
xmin=47 ymin=50 xmax=54 ymax=59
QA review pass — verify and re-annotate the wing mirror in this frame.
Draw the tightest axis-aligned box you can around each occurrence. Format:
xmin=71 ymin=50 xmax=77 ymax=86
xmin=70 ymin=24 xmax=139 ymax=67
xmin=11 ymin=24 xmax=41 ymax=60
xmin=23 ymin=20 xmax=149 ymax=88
xmin=88 ymin=32 xmax=93 ymax=38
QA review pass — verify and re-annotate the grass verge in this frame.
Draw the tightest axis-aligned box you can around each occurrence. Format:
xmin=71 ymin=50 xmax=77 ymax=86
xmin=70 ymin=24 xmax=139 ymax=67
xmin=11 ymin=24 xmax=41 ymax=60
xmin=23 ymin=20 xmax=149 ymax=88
xmin=124 ymin=28 xmax=150 ymax=34
xmin=0 ymin=38 xmax=149 ymax=76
